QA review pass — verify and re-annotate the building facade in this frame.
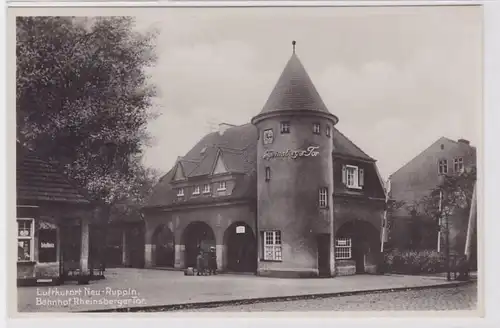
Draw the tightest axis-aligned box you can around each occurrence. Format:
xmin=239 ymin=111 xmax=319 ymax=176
xmin=389 ymin=137 xmax=477 ymax=258
xmin=16 ymin=142 xmax=103 ymax=285
xmin=143 ymin=46 xmax=387 ymax=277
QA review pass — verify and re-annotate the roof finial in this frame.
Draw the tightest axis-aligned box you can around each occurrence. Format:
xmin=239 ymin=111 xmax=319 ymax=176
xmin=292 ymin=40 xmax=296 ymax=54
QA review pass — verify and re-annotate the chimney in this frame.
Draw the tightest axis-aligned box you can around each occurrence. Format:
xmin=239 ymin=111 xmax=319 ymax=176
xmin=458 ymin=138 xmax=470 ymax=146
xmin=218 ymin=123 xmax=236 ymax=136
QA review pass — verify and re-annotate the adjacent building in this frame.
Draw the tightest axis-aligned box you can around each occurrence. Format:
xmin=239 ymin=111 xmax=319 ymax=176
xmin=143 ymin=45 xmax=387 ymax=277
xmin=388 ymin=137 xmax=477 ymax=259
xmin=16 ymin=142 xmax=103 ymax=285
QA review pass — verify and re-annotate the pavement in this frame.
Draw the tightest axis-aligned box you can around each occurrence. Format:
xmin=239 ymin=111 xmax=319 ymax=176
xmin=17 ymin=268 xmax=473 ymax=313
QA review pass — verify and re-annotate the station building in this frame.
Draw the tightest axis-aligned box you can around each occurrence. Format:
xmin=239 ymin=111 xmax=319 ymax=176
xmin=143 ymin=45 xmax=387 ymax=277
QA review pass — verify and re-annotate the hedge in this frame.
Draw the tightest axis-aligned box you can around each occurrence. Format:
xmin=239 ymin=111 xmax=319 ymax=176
xmin=383 ymin=249 xmax=445 ymax=274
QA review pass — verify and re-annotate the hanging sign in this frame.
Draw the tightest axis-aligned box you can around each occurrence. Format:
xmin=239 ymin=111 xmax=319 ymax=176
xmin=262 ymin=146 xmax=320 ymax=160
xmin=236 ymin=226 xmax=245 ymax=234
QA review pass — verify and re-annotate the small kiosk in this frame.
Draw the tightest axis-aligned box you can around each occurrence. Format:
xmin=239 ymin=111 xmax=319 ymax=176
xmin=16 ymin=143 xmax=105 ymax=285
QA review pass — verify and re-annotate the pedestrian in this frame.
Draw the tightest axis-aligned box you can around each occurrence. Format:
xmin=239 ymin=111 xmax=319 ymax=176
xmin=209 ymin=246 xmax=217 ymax=275
xmin=196 ymin=250 xmax=204 ymax=276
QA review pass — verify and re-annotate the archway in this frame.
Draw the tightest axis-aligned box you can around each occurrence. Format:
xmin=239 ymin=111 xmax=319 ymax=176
xmin=183 ymin=222 xmax=215 ymax=268
xmin=336 ymin=220 xmax=380 ymax=274
xmin=224 ymin=222 xmax=257 ymax=273
xmin=152 ymin=225 xmax=174 ymax=267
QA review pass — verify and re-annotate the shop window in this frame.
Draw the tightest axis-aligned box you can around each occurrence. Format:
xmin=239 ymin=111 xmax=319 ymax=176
xmin=38 ymin=228 xmax=57 ymax=263
xmin=265 ymin=167 xmax=271 ymax=182
xmin=192 ymin=186 xmax=200 ymax=195
xmin=319 ymin=187 xmax=328 ymax=208
xmin=17 ymin=218 xmax=34 ymax=262
xmin=438 ymin=159 xmax=448 ymax=175
xmin=454 ymin=157 xmax=464 ymax=173
xmin=263 ymin=230 xmax=282 ymax=261
xmin=335 ymin=238 xmax=352 ymax=259
xmin=313 ymin=123 xmax=321 ymax=135
xmin=217 ymin=181 xmax=227 ymax=191
xmin=342 ymin=165 xmax=364 ymax=189
xmin=280 ymin=121 xmax=290 ymax=134
xmin=177 ymin=188 xmax=184 ymax=197
xmin=326 ymin=125 xmax=331 ymax=137
xmin=203 ymin=184 xmax=211 ymax=194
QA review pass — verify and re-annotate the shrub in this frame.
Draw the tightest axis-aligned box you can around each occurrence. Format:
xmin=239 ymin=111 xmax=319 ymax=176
xmin=383 ymin=249 xmax=445 ymax=274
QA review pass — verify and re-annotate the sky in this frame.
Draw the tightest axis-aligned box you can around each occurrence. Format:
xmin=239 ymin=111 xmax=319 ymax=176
xmin=132 ymin=5 xmax=482 ymax=180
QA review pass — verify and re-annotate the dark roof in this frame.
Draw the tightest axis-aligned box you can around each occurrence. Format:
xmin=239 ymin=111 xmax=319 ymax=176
xmin=146 ymin=123 xmax=375 ymax=208
xmin=332 ymin=127 xmax=374 ymax=161
xmin=17 ymin=143 xmax=91 ymax=205
xmin=257 ymin=53 xmax=335 ymax=117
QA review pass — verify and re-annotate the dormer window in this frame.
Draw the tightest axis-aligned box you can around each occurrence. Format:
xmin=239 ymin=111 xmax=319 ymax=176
xmin=313 ymin=123 xmax=321 ymax=135
xmin=217 ymin=181 xmax=227 ymax=191
xmin=342 ymin=165 xmax=364 ymax=189
xmin=177 ymin=188 xmax=184 ymax=197
xmin=438 ymin=159 xmax=448 ymax=175
xmin=326 ymin=125 xmax=331 ymax=137
xmin=192 ymin=186 xmax=200 ymax=195
xmin=203 ymin=184 xmax=211 ymax=194
xmin=280 ymin=122 xmax=290 ymax=134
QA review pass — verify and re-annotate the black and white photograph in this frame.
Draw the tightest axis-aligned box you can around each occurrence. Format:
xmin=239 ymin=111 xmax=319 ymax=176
xmin=8 ymin=2 xmax=484 ymax=316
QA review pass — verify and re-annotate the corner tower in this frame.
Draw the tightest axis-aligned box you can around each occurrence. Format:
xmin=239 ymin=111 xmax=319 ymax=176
xmin=252 ymin=42 xmax=339 ymax=278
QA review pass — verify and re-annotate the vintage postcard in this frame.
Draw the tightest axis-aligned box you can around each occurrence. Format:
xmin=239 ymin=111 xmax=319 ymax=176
xmin=7 ymin=2 xmax=483 ymax=318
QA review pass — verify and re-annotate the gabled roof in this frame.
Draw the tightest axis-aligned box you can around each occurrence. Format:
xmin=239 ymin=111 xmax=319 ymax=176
xmin=256 ymin=52 xmax=337 ymax=120
xmin=332 ymin=127 xmax=374 ymax=161
xmin=16 ymin=143 xmax=91 ymax=205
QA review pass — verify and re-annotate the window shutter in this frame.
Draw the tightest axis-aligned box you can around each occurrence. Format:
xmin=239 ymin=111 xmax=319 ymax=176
xmin=342 ymin=165 xmax=347 ymax=184
xmin=359 ymin=168 xmax=364 ymax=187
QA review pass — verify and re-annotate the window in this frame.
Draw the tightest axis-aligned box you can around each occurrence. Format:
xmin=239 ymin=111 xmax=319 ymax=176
xmin=454 ymin=157 xmax=464 ymax=173
xmin=265 ymin=167 xmax=271 ymax=182
xmin=335 ymin=238 xmax=352 ymax=260
xmin=319 ymin=187 xmax=328 ymax=208
xmin=263 ymin=231 xmax=282 ymax=261
xmin=438 ymin=159 xmax=448 ymax=175
xmin=217 ymin=181 xmax=227 ymax=191
xmin=342 ymin=165 xmax=364 ymax=189
xmin=17 ymin=219 xmax=34 ymax=262
xmin=192 ymin=186 xmax=200 ymax=195
xmin=203 ymin=184 xmax=211 ymax=194
xmin=177 ymin=188 xmax=184 ymax=197
xmin=313 ymin=123 xmax=321 ymax=135
xmin=326 ymin=125 xmax=331 ymax=137
xmin=280 ymin=121 xmax=290 ymax=134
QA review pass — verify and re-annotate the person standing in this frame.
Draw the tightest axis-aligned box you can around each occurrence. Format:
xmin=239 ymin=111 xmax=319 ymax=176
xmin=196 ymin=250 xmax=204 ymax=276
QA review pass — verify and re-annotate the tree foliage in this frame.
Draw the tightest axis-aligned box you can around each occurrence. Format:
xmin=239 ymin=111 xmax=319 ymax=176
xmin=16 ymin=16 xmax=160 ymax=210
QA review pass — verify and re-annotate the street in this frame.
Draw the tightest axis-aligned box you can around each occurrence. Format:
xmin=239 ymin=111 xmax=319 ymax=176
xmin=183 ymin=282 xmax=477 ymax=312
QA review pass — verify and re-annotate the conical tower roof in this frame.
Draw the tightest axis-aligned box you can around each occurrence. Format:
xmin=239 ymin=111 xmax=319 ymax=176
xmin=253 ymin=42 xmax=338 ymax=124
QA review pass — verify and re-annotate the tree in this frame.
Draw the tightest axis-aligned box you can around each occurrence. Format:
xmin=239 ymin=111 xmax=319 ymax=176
xmin=16 ymin=16 xmax=159 ymax=208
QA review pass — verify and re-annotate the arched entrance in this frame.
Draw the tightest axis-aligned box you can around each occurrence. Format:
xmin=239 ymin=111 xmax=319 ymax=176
xmin=224 ymin=222 xmax=257 ymax=273
xmin=152 ymin=225 xmax=174 ymax=267
xmin=183 ymin=222 xmax=215 ymax=268
xmin=336 ymin=220 xmax=380 ymax=274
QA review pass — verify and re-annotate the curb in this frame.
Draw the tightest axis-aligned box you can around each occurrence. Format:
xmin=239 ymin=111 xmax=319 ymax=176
xmin=82 ymin=280 xmax=473 ymax=313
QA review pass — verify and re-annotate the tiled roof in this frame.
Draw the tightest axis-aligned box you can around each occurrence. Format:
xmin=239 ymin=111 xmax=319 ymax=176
xmin=257 ymin=53 xmax=335 ymax=117
xmin=17 ymin=143 xmax=91 ymax=205
xmin=146 ymin=123 xmax=375 ymax=208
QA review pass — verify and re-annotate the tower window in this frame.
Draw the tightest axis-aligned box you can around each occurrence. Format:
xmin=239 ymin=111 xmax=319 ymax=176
xmin=319 ymin=187 xmax=328 ymax=208
xmin=438 ymin=159 xmax=448 ymax=175
xmin=263 ymin=230 xmax=282 ymax=261
xmin=313 ymin=123 xmax=321 ymax=135
xmin=335 ymin=238 xmax=352 ymax=259
xmin=326 ymin=125 xmax=331 ymax=137
xmin=454 ymin=157 xmax=464 ymax=173
xmin=265 ymin=167 xmax=271 ymax=181
xmin=280 ymin=122 xmax=290 ymax=134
